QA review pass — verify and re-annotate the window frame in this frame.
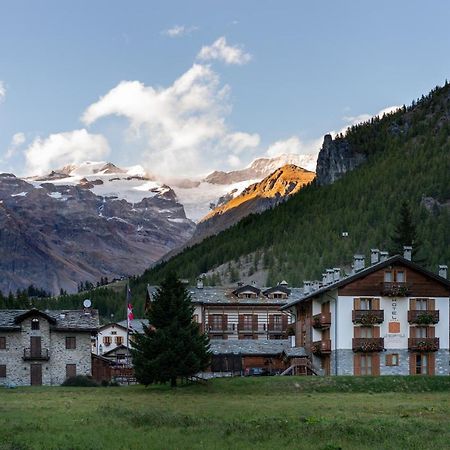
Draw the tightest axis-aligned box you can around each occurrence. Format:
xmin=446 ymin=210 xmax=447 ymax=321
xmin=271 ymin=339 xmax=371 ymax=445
xmin=0 ymin=337 xmax=6 ymax=350
xmin=65 ymin=336 xmax=77 ymax=350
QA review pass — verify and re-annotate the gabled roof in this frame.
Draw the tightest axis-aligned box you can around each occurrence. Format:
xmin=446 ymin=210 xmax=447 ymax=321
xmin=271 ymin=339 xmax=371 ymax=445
xmin=263 ymin=286 xmax=291 ymax=296
xmin=232 ymin=285 xmax=261 ymax=296
xmin=281 ymin=255 xmax=450 ymax=310
xmin=102 ymin=344 xmax=129 ymax=357
xmin=117 ymin=319 xmax=150 ymax=334
xmin=98 ymin=322 xmax=128 ymax=332
xmin=14 ymin=308 xmax=57 ymax=325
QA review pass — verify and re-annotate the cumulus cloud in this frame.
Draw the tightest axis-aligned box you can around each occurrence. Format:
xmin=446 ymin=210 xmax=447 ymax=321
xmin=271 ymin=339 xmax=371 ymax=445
xmin=0 ymin=81 xmax=5 ymax=102
xmin=197 ymin=37 xmax=252 ymax=65
xmin=4 ymin=132 xmax=26 ymax=160
xmin=266 ymin=136 xmax=322 ymax=158
xmin=25 ymin=129 xmax=110 ymax=175
xmin=163 ymin=25 xmax=198 ymax=37
xmin=82 ymin=63 xmax=260 ymax=177
xmin=340 ymin=105 xmax=402 ymax=134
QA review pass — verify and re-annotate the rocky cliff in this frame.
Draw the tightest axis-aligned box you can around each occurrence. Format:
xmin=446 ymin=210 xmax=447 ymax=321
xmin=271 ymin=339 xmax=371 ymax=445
xmin=315 ymin=134 xmax=366 ymax=185
xmin=0 ymin=173 xmax=195 ymax=294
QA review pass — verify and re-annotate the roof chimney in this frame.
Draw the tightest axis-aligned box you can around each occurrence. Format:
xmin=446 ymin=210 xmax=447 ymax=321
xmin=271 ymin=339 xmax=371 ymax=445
xmin=322 ymin=273 xmax=327 ymax=285
xmin=380 ymin=251 xmax=389 ymax=262
xmin=353 ymin=254 xmax=365 ymax=272
xmin=312 ymin=281 xmax=320 ymax=291
xmin=403 ymin=246 xmax=412 ymax=261
xmin=333 ymin=268 xmax=341 ymax=282
xmin=439 ymin=265 xmax=448 ymax=279
xmin=303 ymin=281 xmax=311 ymax=295
xmin=370 ymin=249 xmax=380 ymax=265
xmin=197 ymin=278 xmax=204 ymax=289
xmin=326 ymin=269 xmax=334 ymax=284
xmin=251 ymin=281 xmax=257 ymax=287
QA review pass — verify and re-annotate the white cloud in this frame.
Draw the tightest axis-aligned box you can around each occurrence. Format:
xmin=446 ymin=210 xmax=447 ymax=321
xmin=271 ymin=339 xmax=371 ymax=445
xmin=227 ymin=154 xmax=241 ymax=168
xmin=0 ymin=81 xmax=5 ymax=102
xmin=163 ymin=25 xmax=198 ymax=38
xmin=25 ymin=129 xmax=110 ymax=175
xmin=222 ymin=132 xmax=260 ymax=153
xmin=266 ymin=136 xmax=321 ymax=158
xmin=197 ymin=37 xmax=251 ymax=65
xmin=4 ymin=132 xmax=26 ymax=160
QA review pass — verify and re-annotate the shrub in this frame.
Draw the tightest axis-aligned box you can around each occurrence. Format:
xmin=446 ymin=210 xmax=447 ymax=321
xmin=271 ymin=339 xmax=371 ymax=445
xmin=61 ymin=375 xmax=99 ymax=387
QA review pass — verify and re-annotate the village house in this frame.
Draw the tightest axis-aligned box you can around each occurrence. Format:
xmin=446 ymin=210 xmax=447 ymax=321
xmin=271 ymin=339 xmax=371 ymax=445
xmin=183 ymin=281 xmax=300 ymax=340
xmin=0 ymin=308 xmax=98 ymax=386
xmin=281 ymin=248 xmax=450 ymax=376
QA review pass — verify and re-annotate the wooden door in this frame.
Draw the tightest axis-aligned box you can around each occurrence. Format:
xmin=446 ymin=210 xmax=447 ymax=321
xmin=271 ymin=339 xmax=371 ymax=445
xmin=30 ymin=336 xmax=41 ymax=358
xmin=30 ymin=364 xmax=42 ymax=385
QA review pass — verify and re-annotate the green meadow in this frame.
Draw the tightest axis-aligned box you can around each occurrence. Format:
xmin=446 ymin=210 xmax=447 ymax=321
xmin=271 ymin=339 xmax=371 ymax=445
xmin=0 ymin=376 xmax=449 ymax=450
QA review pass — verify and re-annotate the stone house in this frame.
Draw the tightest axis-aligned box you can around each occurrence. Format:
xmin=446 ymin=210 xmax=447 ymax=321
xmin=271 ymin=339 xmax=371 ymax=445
xmin=0 ymin=308 xmax=99 ymax=386
xmin=281 ymin=249 xmax=450 ymax=376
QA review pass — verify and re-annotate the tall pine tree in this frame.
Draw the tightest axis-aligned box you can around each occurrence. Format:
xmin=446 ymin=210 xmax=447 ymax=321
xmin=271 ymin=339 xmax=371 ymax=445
xmin=131 ymin=272 xmax=210 ymax=387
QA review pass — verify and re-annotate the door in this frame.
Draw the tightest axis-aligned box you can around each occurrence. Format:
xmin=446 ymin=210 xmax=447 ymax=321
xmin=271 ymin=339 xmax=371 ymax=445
xmin=30 ymin=364 xmax=42 ymax=385
xmin=30 ymin=336 xmax=41 ymax=358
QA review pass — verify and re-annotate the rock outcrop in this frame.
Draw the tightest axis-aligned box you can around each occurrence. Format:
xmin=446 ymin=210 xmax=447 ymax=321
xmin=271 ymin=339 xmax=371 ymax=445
xmin=315 ymin=134 xmax=366 ymax=186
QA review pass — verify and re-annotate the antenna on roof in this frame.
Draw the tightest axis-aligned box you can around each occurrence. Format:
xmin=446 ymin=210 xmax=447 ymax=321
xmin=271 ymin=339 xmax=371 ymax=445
xmin=83 ymin=299 xmax=92 ymax=308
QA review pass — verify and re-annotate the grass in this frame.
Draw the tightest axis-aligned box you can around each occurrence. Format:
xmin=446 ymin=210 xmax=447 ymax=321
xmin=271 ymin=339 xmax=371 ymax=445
xmin=0 ymin=376 xmax=449 ymax=449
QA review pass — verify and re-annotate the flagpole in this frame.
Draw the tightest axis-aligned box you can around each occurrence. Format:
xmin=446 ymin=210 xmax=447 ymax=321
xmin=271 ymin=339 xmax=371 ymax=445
xmin=126 ymin=282 xmax=130 ymax=367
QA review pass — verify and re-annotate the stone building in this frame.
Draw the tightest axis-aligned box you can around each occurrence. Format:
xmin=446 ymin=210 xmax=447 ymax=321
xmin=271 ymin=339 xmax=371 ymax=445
xmin=282 ymin=249 xmax=450 ymax=376
xmin=0 ymin=308 xmax=98 ymax=386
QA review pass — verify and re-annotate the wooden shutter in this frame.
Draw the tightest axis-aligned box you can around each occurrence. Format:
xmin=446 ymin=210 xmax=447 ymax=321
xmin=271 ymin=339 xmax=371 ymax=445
xmin=281 ymin=314 xmax=288 ymax=331
xmin=409 ymin=353 xmax=416 ymax=375
xmin=410 ymin=298 xmax=417 ymax=310
xmin=372 ymin=354 xmax=380 ymax=376
xmin=66 ymin=364 xmax=76 ymax=379
xmin=30 ymin=336 xmax=41 ymax=357
xmin=428 ymin=326 xmax=435 ymax=338
xmin=373 ymin=298 xmax=380 ymax=310
xmin=428 ymin=353 xmax=436 ymax=375
xmin=428 ymin=298 xmax=435 ymax=310
xmin=354 ymin=326 xmax=361 ymax=338
xmin=409 ymin=327 xmax=416 ymax=338
xmin=373 ymin=326 xmax=380 ymax=338
xmin=0 ymin=365 xmax=6 ymax=377
xmin=354 ymin=298 xmax=361 ymax=310
xmin=322 ymin=302 xmax=330 ymax=314
xmin=238 ymin=315 xmax=244 ymax=331
xmin=386 ymin=354 xmax=392 ymax=366
xmin=0 ymin=337 xmax=5 ymax=349
xmin=353 ymin=354 xmax=361 ymax=375
xmin=222 ymin=314 xmax=228 ymax=331
xmin=252 ymin=315 xmax=258 ymax=332
xmin=268 ymin=315 xmax=274 ymax=331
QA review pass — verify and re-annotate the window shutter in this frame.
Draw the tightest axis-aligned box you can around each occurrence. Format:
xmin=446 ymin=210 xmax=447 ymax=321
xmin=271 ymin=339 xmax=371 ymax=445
xmin=428 ymin=326 xmax=435 ymax=338
xmin=354 ymin=326 xmax=361 ymax=338
xmin=322 ymin=302 xmax=330 ymax=314
xmin=373 ymin=326 xmax=380 ymax=338
xmin=252 ymin=315 xmax=258 ymax=332
xmin=428 ymin=353 xmax=436 ymax=375
xmin=373 ymin=298 xmax=380 ymax=310
xmin=428 ymin=298 xmax=435 ymax=310
xmin=354 ymin=298 xmax=361 ymax=310
xmin=409 ymin=326 xmax=416 ymax=338
xmin=222 ymin=314 xmax=228 ymax=331
xmin=386 ymin=354 xmax=392 ymax=366
xmin=372 ymin=354 xmax=380 ymax=376
xmin=238 ymin=333 xmax=244 ymax=340
xmin=281 ymin=315 xmax=288 ymax=331
xmin=238 ymin=315 xmax=244 ymax=331
xmin=410 ymin=298 xmax=416 ymax=310
xmin=268 ymin=315 xmax=274 ymax=331
xmin=409 ymin=353 xmax=416 ymax=375
xmin=354 ymin=354 xmax=361 ymax=375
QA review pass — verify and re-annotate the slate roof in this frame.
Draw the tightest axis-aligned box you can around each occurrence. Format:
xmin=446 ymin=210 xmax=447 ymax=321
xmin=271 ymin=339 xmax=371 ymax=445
xmin=281 ymin=255 xmax=450 ymax=310
xmin=262 ymin=285 xmax=291 ymax=296
xmin=117 ymin=319 xmax=149 ymax=334
xmin=282 ymin=347 xmax=307 ymax=357
xmin=209 ymin=339 xmax=292 ymax=356
xmin=0 ymin=308 xmax=99 ymax=331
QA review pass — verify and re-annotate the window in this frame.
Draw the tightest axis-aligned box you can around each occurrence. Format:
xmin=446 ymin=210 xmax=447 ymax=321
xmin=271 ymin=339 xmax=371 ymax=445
xmin=0 ymin=337 xmax=5 ymax=350
xmin=111 ymin=331 xmax=117 ymax=335
xmin=360 ymin=354 xmax=373 ymax=375
xmin=65 ymin=337 xmax=76 ymax=349
xmin=415 ymin=299 xmax=428 ymax=311
xmin=210 ymin=315 xmax=223 ymax=330
xmin=243 ymin=315 xmax=253 ymax=330
xmin=115 ymin=336 xmax=123 ymax=345
xmin=273 ymin=315 xmax=283 ymax=331
xmin=386 ymin=354 xmax=399 ymax=366
xmin=193 ymin=314 xmax=199 ymax=323
xmin=396 ymin=271 xmax=405 ymax=282
xmin=360 ymin=298 xmax=372 ymax=310
xmin=360 ymin=327 xmax=374 ymax=338
xmin=415 ymin=354 xmax=428 ymax=375
xmin=415 ymin=327 xmax=428 ymax=338
xmin=0 ymin=365 xmax=6 ymax=378
xmin=384 ymin=271 xmax=392 ymax=282
xmin=31 ymin=319 xmax=40 ymax=330
xmin=65 ymin=364 xmax=76 ymax=379
xmin=241 ymin=293 xmax=255 ymax=299
xmin=103 ymin=336 xmax=112 ymax=346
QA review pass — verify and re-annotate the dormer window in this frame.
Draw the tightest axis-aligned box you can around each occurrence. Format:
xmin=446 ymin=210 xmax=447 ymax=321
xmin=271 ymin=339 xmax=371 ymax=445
xmin=31 ymin=319 xmax=40 ymax=330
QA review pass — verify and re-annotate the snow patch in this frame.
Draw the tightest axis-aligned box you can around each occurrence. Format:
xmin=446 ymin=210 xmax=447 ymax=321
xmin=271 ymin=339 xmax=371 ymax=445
xmin=11 ymin=191 xmax=28 ymax=197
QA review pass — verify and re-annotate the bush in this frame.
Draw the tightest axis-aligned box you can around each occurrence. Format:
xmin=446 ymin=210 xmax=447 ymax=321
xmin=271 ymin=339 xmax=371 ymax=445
xmin=61 ymin=375 xmax=99 ymax=387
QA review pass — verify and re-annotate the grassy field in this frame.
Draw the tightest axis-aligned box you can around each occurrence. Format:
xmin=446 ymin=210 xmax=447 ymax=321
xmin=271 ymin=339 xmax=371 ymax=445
xmin=1 ymin=376 xmax=450 ymax=450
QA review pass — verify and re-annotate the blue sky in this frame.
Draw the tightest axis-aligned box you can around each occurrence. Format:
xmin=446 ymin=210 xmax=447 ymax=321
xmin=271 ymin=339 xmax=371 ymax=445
xmin=1 ymin=0 xmax=450 ymax=177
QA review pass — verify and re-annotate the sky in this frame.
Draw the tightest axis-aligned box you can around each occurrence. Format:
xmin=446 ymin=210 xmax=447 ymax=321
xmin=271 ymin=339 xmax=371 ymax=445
xmin=1 ymin=0 xmax=450 ymax=178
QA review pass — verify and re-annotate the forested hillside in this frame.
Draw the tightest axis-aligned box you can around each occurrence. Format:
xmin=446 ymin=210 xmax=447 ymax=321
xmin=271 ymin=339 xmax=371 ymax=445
xmin=133 ymin=82 xmax=450 ymax=295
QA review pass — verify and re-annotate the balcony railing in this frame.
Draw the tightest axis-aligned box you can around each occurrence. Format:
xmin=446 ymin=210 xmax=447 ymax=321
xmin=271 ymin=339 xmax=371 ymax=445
xmin=238 ymin=324 xmax=267 ymax=333
xmin=352 ymin=338 xmax=384 ymax=352
xmin=206 ymin=324 xmax=235 ymax=333
xmin=311 ymin=339 xmax=331 ymax=355
xmin=352 ymin=310 xmax=384 ymax=325
xmin=23 ymin=348 xmax=49 ymax=360
xmin=408 ymin=310 xmax=439 ymax=324
xmin=408 ymin=337 xmax=439 ymax=352
xmin=312 ymin=312 xmax=331 ymax=329
xmin=268 ymin=324 xmax=285 ymax=333
xmin=381 ymin=282 xmax=412 ymax=297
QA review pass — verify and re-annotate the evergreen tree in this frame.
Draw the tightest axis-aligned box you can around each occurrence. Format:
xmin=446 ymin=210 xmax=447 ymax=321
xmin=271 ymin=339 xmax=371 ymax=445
xmin=131 ymin=272 xmax=210 ymax=387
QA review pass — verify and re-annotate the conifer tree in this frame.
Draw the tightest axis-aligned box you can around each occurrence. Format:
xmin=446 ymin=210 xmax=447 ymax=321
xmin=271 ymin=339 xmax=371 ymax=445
xmin=131 ymin=272 xmax=210 ymax=387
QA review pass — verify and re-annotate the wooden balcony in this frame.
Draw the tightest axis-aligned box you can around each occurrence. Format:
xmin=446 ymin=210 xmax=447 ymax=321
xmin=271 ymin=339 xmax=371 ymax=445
xmin=381 ymin=282 xmax=412 ymax=297
xmin=408 ymin=337 xmax=439 ymax=352
xmin=238 ymin=324 xmax=266 ymax=333
xmin=312 ymin=312 xmax=331 ymax=329
xmin=311 ymin=339 xmax=331 ymax=355
xmin=408 ymin=310 xmax=439 ymax=324
xmin=352 ymin=338 xmax=384 ymax=352
xmin=206 ymin=323 xmax=235 ymax=333
xmin=23 ymin=348 xmax=49 ymax=361
xmin=352 ymin=310 xmax=384 ymax=325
